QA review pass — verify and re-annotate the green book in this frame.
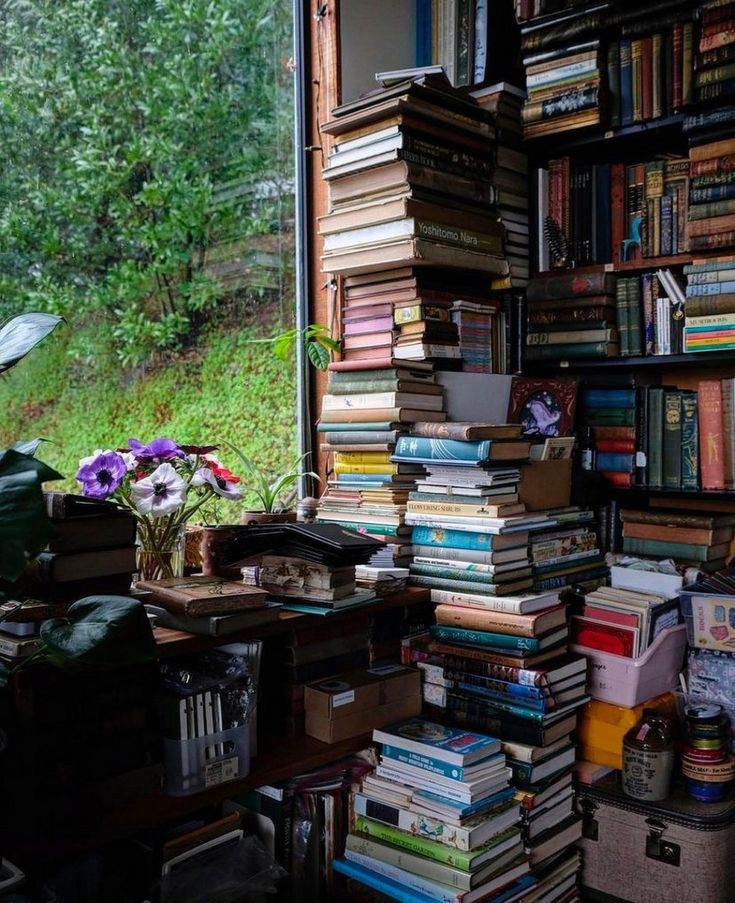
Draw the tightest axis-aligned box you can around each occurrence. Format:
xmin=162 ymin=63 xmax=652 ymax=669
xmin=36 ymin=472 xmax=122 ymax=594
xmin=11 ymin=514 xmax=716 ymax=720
xmin=353 ymin=816 xmax=520 ymax=872
xmin=617 ymin=278 xmax=630 ymax=356
xmin=680 ymin=390 xmax=699 ymax=490
xmin=622 ymin=537 xmax=720 ymax=560
xmin=316 ymin=421 xmax=399 ymax=432
xmin=524 ymin=341 xmax=618 ymax=361
xmin=627 ymin=278 xmax=643 ymax=356
xmin=647 ymin=387 xmax=665 ymax=489
xmin=430 ymin=624 xmax=542 ymax=652
xmin=663 ymin=390 xmax=682 ymax=489
xmin=584 ymin=409 xmax=637 ymax=426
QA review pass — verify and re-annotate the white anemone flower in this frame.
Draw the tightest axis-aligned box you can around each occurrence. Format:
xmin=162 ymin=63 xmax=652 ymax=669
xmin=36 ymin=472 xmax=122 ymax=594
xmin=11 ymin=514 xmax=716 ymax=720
xmin=192 ymin=466 xmax=243 ymax=500
xmin=131 ymin=462 xmax=188 ymax=516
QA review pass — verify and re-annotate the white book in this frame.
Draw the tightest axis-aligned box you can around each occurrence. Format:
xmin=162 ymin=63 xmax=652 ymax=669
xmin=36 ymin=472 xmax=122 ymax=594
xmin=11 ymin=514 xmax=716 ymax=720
xmin=429 ymin=589 xmax=561 ymax=614
xmin=322 ymin=392 xmax=443 ymax=411
xmin=412 ymin=545 xmax=529 ymax=565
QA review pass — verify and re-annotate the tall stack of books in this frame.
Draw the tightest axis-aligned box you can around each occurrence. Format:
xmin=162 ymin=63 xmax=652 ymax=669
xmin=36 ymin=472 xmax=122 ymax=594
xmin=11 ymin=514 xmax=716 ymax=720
xmin=695 ymin=1 xmax=735 ymax=105
xmin=335 ymin=717 xmax=535 ymax=902
xmin=684 ymin=257 xmax=735 ymax=353
xmin=317 ymin=364 xmax=446 ymax=567
xmin=474 ymin=82 xmax=530 ymax=290
xmin=579 ymin=387 xmax=637 ymax=488
xmin=687 ymin=139 xmax=735 ymax=252
xmin=517 ymin=7 xmax=603 ymax=139
xmin=398 ymin=423 xmax=555 ymax=598
xmin=525 ymin=272 xmax=618 ymax=362
xmin=415 ymin=596 xmax=587 ymax=884
xmin=528 ymin=508 xmax=606 ymax=594
xmin=319 ymin=72 xmax=508 ymax=280
xmin=619 ymin=508 xmax=735 ymax=574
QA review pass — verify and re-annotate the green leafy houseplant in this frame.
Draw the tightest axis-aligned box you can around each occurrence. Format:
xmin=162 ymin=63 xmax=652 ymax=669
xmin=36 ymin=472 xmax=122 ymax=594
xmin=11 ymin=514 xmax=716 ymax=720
xmin=268 ymin=324 xmax=340 ymax=371
xmin=226 ymin=446 xmax=319 ymax=518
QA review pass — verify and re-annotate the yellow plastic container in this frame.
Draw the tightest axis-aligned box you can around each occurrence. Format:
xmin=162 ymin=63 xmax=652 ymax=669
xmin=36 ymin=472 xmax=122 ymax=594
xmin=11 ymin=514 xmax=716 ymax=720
xmin=577 ymin=692 xmax=678 ymax=770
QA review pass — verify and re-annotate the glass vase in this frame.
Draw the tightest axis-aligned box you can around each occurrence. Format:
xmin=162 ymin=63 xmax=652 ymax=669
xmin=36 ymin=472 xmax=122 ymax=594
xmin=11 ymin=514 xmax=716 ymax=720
xmin=135 ymin=523 xmax=186 ymax=583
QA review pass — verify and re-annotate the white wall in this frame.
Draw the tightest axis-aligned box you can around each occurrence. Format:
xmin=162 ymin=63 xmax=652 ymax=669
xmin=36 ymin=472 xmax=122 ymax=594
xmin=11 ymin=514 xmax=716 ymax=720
xmin=340 ymin=0 xmax=416 ymax=102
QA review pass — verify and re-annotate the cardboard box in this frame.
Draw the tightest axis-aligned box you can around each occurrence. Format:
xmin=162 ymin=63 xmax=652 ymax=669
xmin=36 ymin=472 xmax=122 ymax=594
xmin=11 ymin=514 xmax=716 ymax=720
xmin=304 ymin=666 xmax=421 ymax=743
xmin=518 ymin=460 xmax=572 ymax=511
xmin=304 ymin=669 xmax=381 ymax=719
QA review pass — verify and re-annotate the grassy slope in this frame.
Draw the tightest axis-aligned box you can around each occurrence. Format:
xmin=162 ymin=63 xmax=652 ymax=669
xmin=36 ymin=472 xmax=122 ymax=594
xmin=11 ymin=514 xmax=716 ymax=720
xmin=0 ymin=318 xmax=297 ymax=518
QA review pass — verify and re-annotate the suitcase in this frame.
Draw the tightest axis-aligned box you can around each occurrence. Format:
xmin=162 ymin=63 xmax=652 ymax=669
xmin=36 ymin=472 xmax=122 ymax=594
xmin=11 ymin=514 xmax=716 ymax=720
xmin=576 ymin=774 xmax=735 ymax=903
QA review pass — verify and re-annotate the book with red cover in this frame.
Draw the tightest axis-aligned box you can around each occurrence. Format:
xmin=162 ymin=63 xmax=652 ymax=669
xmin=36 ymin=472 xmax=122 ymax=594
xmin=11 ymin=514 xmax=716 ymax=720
xmin=595 ymin=439 xmax=635 ymax=453
xmin=601 ymin=471 xmax=634 ymax=488
xmin=571 ymin=615 xmax=638 ymax=657
xmin=343 ymin=316 xmax=394 ymax=336
xmin=698 ymin=379 xmax=726 ymax=490
xmin=526 ymin=273 xmax=616 ymax=303
xmin=610 ymin=162 xmax=626 ymax=265
xmin=582 ymin=604 xmax=640 ymax=629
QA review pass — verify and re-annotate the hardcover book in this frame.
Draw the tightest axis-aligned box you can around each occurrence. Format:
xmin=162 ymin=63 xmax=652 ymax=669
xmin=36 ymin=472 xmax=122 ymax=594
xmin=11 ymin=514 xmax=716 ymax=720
xmin=136 ymin=576 xmax=269 ymax=616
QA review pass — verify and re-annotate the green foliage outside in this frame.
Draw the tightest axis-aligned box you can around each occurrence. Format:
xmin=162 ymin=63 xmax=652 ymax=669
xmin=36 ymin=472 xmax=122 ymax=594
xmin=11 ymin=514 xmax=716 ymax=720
xmin=0 ymin=0 xmax=299 ymax=506
xmin=0 ymin=0 xmax=295 ymax=364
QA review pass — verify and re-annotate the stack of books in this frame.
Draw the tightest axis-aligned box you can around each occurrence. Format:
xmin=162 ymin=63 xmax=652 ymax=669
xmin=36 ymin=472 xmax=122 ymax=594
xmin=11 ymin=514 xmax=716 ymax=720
xmin=17 ymin=492 xmax=138 ymax=602
xmin=0 ymin=599 xmax=54 ymax=666
xmin=415 ymin=602 xmax=588 ymax=882
xmin=687 ymin=139 xmax=735 ymax=252
xmin=335 ymin=717 xmax=535 ymax=902
xmin=473 ymin=82 xmax=530 ymax=290
xmin=317 ymin=364 xmax=446 ymax=567
xmin=450 ymin=300 xmax=498 ymax=373
xmin=518 ymin=9 xmax=602 ymax=139
xmin=619 ymin=508 xmax=735 ymax=573
xmin=528 ymin=508 xmax=606 ymax=594
xmin=525 ymin=272 xmax=618 ymax=362
xmin=579 ymin=387 xmax=637 ymax=488
xmin=319 ymin=72 xmax=508 ymax=279
xmin=684 ymin=257 xmax=735 ymax=353
xmin=398 ymin=423 xmax=552 ymax=599
xmin=694 ymin=2 xmax=735 ymax=105
xmin=572 ymin=584 xmax=680 ymax=659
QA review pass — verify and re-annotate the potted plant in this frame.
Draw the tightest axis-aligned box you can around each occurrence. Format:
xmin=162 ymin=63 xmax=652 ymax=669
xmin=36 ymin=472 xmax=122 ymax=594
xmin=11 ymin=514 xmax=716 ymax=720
xmin=226 ymin=447 xmax=319 ymax=525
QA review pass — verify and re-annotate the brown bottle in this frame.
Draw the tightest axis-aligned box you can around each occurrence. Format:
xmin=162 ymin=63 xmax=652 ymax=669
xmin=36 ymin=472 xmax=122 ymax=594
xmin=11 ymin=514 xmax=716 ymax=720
xmin=622 ymin=708 xmax=675 ymax=802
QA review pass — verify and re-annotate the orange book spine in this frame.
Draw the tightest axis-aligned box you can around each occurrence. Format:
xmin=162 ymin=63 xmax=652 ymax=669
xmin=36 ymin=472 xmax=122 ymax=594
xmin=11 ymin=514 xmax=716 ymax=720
xmin=434 ymin=604 xmax=537 ymax=637
xmin=698 ymin=379 xmax=726 ymax=490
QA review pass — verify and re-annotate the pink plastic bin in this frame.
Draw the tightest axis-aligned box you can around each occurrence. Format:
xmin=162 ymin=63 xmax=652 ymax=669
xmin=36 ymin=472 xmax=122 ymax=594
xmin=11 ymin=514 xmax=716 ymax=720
xmin=571 ymin=624 xmax=688 ymax=707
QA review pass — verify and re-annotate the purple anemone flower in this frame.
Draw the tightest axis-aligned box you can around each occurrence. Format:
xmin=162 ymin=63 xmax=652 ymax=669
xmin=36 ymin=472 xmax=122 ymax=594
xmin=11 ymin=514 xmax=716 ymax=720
xmin=192 ymin=467 xmax=243 ymax=500
xmin=128 ymin=436 xmax=184 ymax=464
xmin=130 ymin=462 xmax=187 ymax=516
xmin=76 ymin=451 xmax=127 ymax=499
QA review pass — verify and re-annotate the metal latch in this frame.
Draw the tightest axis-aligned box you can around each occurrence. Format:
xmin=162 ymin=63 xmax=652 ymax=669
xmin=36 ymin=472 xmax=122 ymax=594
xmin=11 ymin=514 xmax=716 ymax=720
xmin=645 ymin=818 xmax=680 ymax=866
xmin=579 ymin=797 xmax=599 ymax=841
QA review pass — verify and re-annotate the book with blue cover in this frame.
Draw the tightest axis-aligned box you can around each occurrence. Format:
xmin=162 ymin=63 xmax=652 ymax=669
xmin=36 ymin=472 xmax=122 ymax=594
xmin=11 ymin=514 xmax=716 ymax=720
xmin=373 ymin=718 xmax=500 ymax=766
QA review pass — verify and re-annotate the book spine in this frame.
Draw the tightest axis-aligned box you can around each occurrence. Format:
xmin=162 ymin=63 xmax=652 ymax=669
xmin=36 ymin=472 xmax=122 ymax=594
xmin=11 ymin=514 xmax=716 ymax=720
xmin=430 ymin=625 xmax=540 ymax=653
xmin=608 ymin=41 xmax=621 ymax=128
xmin=426 ymin=652 xmax=545 ymax=687
xmin=620 ymin=39 xmax=633 ymax=125
xmin=524 ymin=341 xmax=617 ymax=360
xmin=344 ymin=845 xmax=463 ymax=903
xmin=647 ymin=388 xmax=664 ymax=489
xmin=621 ymin=537 xmax=709 ymax=558
xmin=663 ymin=391 xmax=682 ymax=489
xmin=698 ymin=380 xmax=726 ymax=490
xmin=525 ymin=272 xmax=614 ymax=302
xmin=379 ymin=745 xmax=473 ymax=784
xmin=435 ymin=604 xmax=537 ymax=636
xmin=411 ymin=527 xmax=496 ymax=552
xmin=635 ymin=386 xmax=649 ymax=486
xmin=354 ymin=815 xmax=473 ymax=870
xmin=353 ymin=793 xmax=473 ymax=852
xmin=393 ymin=436 xmax=490 ymax=463
xmin=412 ymin=564 xmax=500 ymax=585
xmin=680 ymin=391 xmax=699 ymax=490
xmin=440 ymin=693 xmax=547 ymax=746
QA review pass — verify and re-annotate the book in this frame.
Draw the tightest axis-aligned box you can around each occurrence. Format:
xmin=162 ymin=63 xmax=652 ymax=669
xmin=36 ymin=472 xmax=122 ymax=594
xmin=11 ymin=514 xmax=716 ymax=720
xmin=145 ymin=601 xmax=283 ymax=636
xmin=46 ymin=513 xmax=137 ymax=553
xmin=433 ymin=604 xmax=568 ymax=638
xmin=393 ymin=436 xmax=531 ymax=464
xmin=411 ymin=423 xmax=522 ymax=441
xmin=136 ymin=576 xmax=269 ymax=616
xmin=372 ymin=718 xmax=500 ymax=767
xmin=29 ymin=547 xmax=137 ymax=583
xmin=429 ymin=624 xmax=568 ymax=654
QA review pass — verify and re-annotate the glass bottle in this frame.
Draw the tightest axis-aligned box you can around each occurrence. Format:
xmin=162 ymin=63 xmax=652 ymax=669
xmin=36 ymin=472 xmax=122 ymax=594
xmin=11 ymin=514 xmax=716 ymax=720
xmin=580 ymin=427 xmax=595 ymax=471
xmin=622 ymin=708 xmax=675 ymax=802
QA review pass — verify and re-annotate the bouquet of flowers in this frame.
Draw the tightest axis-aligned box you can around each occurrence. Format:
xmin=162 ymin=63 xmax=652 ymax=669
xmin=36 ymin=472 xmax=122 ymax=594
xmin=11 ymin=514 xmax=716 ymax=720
xmin=76 ymin=437 xmax=242 ymax=579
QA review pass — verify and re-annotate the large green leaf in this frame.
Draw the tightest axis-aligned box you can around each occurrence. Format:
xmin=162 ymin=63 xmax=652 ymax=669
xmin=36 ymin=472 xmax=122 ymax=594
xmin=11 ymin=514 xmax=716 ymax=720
xmin=0 ymin=313 xmax=64 ymax=374
xmin=0 ymin=449 xmax=62 ymax=582
xmin=40 ymin=596 xmax=158 ymax=671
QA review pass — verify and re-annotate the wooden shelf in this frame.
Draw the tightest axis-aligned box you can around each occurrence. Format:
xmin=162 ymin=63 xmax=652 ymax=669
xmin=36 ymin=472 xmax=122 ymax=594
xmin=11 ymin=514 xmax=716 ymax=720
xmin=525 ymin=114 xmax=686 ymax=152
xmin=536 ymin=253 xmax=692 ymax=279
xmin=153 ymin=587 xmax=431 ymax=658
xmin=108 ymin=732 xmax=375 ymax=835
xmin=613 ymin=487 xmax=735 ymax=501
xmin=526 ymin=349 xmax=735 ymax=372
